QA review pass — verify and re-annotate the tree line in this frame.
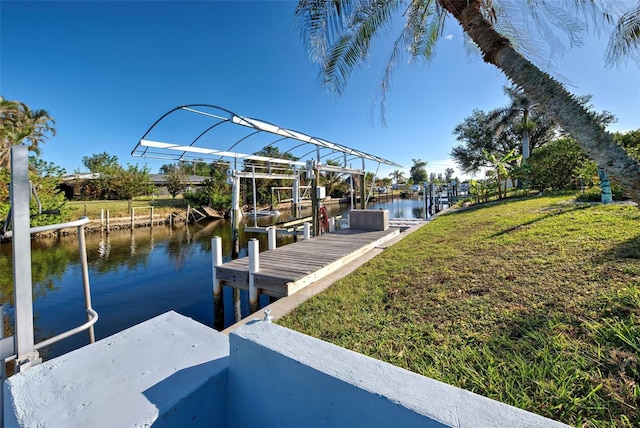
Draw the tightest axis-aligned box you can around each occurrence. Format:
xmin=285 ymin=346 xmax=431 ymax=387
xmin=450 ymin=84 xmax=640 ymax=201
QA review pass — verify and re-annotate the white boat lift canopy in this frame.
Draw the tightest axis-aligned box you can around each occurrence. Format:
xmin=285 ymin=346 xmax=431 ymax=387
xmin=131 ymin=104 xmax=401 ymax=175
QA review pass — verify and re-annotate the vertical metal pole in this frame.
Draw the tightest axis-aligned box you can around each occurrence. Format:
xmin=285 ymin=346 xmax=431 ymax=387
xmin=311 ymin=175 xmax=318 ymax=237
xmin=131 ymin=207 xmax=135 ymax=229
xmin=231 ymin=174 xmax=241 ymax=259
xmin=211 ymin=236 xmax=224 ymax=329
xmin=361 ymin=159 xmax=367 ymax=209
xmin=359 ymin=174 xmax=366 ymax=209
xmin=11 ymin=146 xmax=40 ymax=372
xmin=251 ymin=165 xmax=258 ymax=226
xmin=248 ymin=238 xmax=260 ymax=313
xmin=150 ymin=206 xmax=154 ymax=227
xmin=77 ymin=224 xmax=95 ymax=343
xmin=423 ymin=182 xmax=428 ymax=220
xmin=292 ymin=169 xmax=300 ymax=218
xmin=267 ymin=227 xmax=276 ymax=250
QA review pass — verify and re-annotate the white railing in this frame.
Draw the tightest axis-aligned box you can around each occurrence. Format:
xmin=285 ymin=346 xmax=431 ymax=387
xmin=1 ymin=216 xmax=99 ymax=365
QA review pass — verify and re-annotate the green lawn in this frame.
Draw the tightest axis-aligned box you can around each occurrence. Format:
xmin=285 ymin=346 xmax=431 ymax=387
xmin=279 ymin=193 xmax=640 ymax=427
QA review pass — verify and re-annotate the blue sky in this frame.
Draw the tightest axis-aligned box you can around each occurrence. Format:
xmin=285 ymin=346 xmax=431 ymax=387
xmin=2 ymin=0 xmax=638 ymax=181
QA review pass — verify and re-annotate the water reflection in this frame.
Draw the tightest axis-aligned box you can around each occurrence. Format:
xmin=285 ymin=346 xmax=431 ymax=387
xmin=1 ymin=198 xmax=427 ymax=360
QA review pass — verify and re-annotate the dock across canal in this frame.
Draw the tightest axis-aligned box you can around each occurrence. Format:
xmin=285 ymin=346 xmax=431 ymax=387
xmin=214 ymin=227 xmax=400 ymax=297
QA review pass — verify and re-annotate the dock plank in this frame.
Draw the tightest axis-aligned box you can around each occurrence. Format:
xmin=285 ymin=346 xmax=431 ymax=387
xmin=215 ymin=228 xmax=400 ymax=297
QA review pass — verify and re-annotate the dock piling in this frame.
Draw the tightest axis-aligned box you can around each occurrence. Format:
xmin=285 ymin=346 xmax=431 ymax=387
xmin=212 ymin=236 xmax=224 ymax=329
xmin=267 ymin=227 xmax=276 ymax=250
xmin=303 ymin=222 xmax=311 ymax=240
xmin=329 ymin=217 xmax=335 ymax=233
xmin=248 ymin=238 xmax=260 ymax=313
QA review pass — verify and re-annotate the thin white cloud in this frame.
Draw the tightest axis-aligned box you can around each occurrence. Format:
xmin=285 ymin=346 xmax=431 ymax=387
xmin=443 ymin=34 xmax=453 ymax=41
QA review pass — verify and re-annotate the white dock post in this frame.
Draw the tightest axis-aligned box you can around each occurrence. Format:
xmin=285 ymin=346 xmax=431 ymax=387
xmin=100 ymin=209 xmax=104 ymax=230
xmin=212 ymin=236 xmax=223 ymax=296
xmin=303 ymin=222 xmax=311 ymax=240
xmin=212 ymin=236 xmax=224 ymax=327
xmin=328 ymin=216 xmax=335 ymax=232
xmin=106 ymin=209 xmax=110 ymax=233
xmin=267 ymin=227 xmax=277 ymax=250
xmin=248 ymin=238 xmax=260 ymax=313
xmin=131 ymin=207 xmax=135 ymax=229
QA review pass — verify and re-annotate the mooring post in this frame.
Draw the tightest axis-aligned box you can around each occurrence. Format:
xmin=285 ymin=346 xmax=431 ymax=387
xmin=248 ymin=238 xmax=260 ymax=313
xmin=131 ymin=207 xmax=135 ymax=230
xmin=150 ymin=206 xmax=154 ymax=227
xmin=328 ymin=216 xmax=335 ymax=233
xmin=106 ymin=210 xmax=110 ymax=234
xmin=211 ymin=236 xmax=224 ymax=329
xmin=267 ymin=227 xmax=276 ymax=250
xmin=101 ymin=209 xmax=104 ymax=231
xmin=303 ymin=222 xmax=311 ymax=240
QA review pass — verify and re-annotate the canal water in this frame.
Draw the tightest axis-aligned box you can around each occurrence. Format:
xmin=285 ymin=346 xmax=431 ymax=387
xmin=1 ymin=197 xmax=427 ymax=361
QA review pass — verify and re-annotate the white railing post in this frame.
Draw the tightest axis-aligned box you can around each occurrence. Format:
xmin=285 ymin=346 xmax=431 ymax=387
xmin=248 ymin=238 xmax=260 ymax=313
xmin=303 ymin=222 xmax=311 ymax=240
xmin=328 ymin=216 xmax=335 ymax=233
xmin=10 ymin=146 xmax=40 ymax=372
xmin=267 ymin=227 xmax=277 ymax=250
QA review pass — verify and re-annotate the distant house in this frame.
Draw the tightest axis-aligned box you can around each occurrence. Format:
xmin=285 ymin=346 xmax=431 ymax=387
xmin=59 ymin=173 xmax=207 ymax=199
xmin=148 ymin=174 xmax=207 ymax=196
xmin=59 ymin=173 xmax=101 ymax=200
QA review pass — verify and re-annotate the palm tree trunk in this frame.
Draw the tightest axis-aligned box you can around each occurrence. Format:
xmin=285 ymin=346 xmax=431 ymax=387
xmin=522 ymin=109 xmax=530 ymax=159
xmin=442 ymin=0 xmax=640 ymax=202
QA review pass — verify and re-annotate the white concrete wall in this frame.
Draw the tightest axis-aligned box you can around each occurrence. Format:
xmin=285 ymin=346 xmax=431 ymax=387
xmin=4 ymin=311 xmax=229 ymax=428
xmin=4 ymin=312 xmax=570 ymax=428
xmin=228 ymin=321 xmax=569 ymax=428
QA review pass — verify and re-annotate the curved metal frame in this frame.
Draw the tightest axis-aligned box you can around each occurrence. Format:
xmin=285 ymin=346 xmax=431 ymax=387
xmin=132 ymin=104 xmax=401 ymax=175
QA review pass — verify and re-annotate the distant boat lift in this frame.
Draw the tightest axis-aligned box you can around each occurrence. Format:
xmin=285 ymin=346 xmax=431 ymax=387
xmin=132 ymin=104 xmax=401 ymax=248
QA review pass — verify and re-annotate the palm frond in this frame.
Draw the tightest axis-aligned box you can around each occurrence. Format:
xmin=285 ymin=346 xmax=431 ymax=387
xmin=605 ymin=1 xmax=640 ymax=67
xmin=377 ymin=0 xmax=442 ymax=122
xmin=297 ymin=0 xmax=404 ymax=94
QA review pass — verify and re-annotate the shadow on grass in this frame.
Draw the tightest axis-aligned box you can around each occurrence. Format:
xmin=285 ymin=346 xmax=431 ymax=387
xmin=609 ymin=235 xmax=640 ymax=259
xmin=488 ymin=204 xmax=592 ymax=238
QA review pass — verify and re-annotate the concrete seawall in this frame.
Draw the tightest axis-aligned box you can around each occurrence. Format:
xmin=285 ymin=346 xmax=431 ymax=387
xmin=4 ymin=312 xmax=569 ymax=427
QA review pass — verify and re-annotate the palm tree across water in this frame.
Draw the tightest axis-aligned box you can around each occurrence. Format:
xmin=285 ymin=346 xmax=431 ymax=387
xmin=388 ymin=169 xmax=405 ymax=186
xmin=295 ymin=0 xmax=640 ymax=202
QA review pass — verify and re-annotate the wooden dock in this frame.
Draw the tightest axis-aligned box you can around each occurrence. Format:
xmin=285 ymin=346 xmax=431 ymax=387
xmin=215 ymin=228 xmax=400 ymax=298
